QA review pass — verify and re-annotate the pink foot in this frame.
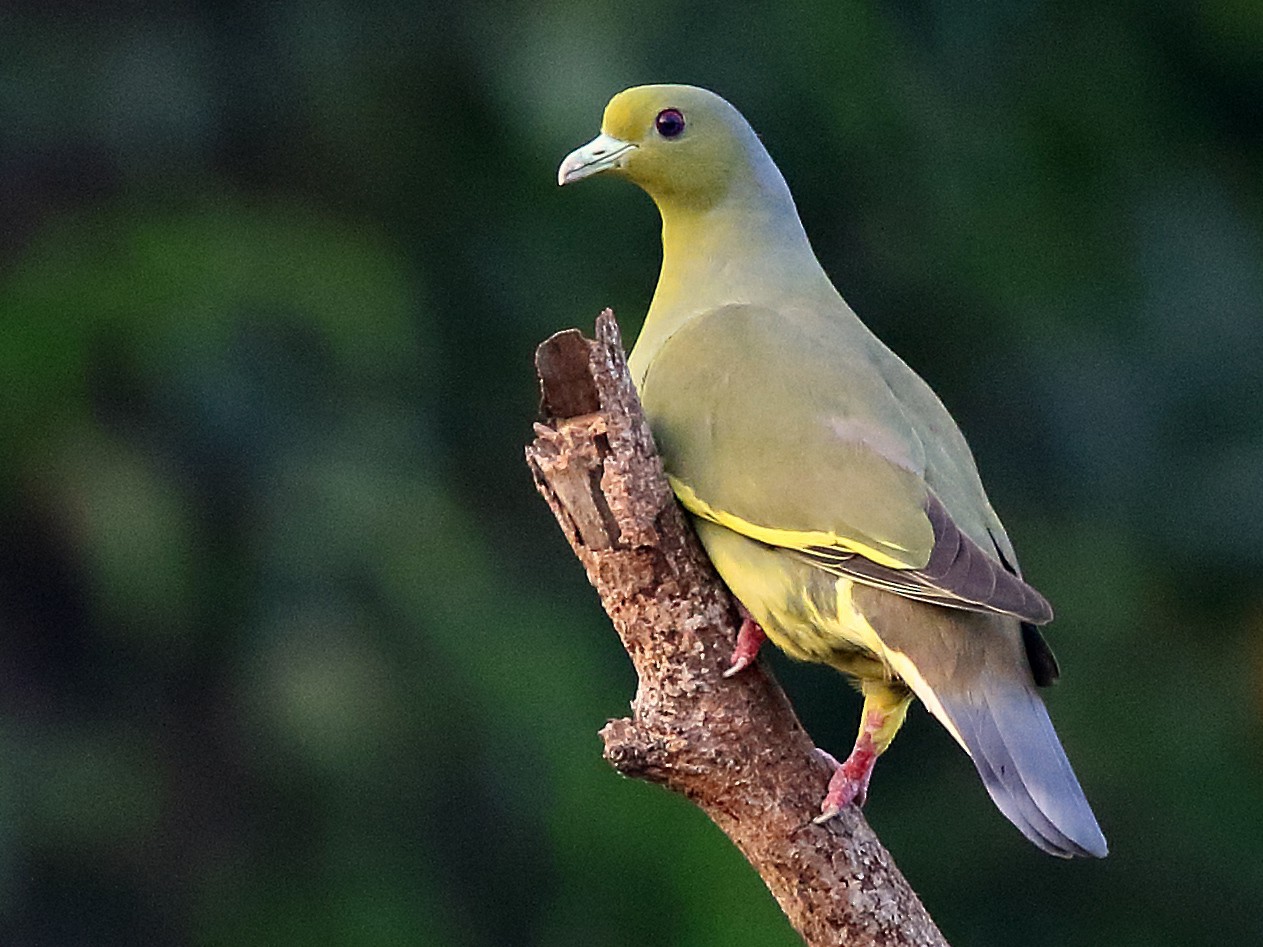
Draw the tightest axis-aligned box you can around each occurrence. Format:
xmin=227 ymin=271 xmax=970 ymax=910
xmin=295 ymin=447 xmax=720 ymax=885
xmin=813 ymin=732 xmax=878 ymax=824
xmin=722 ymin=609 xmax=767 ymax=678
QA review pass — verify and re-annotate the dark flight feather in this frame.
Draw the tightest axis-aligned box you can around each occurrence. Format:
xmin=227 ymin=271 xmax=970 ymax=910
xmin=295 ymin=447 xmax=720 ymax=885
xmin=796 ymin=494 xmax=1054 ymax=625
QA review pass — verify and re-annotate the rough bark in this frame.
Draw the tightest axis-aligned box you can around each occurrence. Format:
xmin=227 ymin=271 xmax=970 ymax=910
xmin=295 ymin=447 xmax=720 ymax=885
xmin=525 ymin=310 xmax=949 ymax=947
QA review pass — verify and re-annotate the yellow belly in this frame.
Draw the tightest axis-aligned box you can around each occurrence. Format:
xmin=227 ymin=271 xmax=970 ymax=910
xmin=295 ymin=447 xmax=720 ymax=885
xmin=692 ymin=518 xmax=894 ymax=683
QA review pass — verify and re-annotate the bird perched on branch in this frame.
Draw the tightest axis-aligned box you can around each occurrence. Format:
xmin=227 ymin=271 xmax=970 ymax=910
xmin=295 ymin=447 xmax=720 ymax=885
xmin=558 ymin=84 xmax=1106 ymax=858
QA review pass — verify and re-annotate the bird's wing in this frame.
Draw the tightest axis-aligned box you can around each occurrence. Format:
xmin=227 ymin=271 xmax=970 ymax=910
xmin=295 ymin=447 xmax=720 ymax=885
xmin=638 ymin=303 xmax=1052 ymax=625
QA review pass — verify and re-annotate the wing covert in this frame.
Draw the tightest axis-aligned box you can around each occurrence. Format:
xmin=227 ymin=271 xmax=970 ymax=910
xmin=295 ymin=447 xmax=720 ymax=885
xmin=637 ymin=302 xmax=1052 ymax=624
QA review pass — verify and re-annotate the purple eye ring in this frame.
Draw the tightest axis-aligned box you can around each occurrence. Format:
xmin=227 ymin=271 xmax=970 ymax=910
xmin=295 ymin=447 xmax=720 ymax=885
xmin=655 ymin=108 xmax=686 ymax=138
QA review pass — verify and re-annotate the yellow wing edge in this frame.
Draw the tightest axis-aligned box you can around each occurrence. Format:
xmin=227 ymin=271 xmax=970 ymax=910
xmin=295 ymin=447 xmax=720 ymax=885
xmin=668 ymin=475 xmax=915 ymax=570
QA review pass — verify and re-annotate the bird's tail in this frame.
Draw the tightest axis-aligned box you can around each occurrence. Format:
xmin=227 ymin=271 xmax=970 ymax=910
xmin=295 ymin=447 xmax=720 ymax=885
xmin=865 ymin=594 xmax=1109 ymax=858
xmin=920 ymin=668 xmax=1108 ymax=858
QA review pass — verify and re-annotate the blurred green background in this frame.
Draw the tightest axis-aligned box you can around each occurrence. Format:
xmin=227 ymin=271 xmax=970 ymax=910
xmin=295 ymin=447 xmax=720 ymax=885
xmin=2 ymin=1 xmax=1261 ymax=944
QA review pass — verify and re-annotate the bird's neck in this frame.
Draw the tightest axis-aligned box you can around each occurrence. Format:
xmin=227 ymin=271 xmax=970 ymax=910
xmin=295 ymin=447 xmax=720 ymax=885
xmin=629 ymin=191 xmax=831 ymax=385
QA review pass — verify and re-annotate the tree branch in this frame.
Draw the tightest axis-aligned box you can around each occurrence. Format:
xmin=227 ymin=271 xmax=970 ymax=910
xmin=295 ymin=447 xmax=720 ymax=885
xmin=526 ymin=310 xmax=949 ymax=947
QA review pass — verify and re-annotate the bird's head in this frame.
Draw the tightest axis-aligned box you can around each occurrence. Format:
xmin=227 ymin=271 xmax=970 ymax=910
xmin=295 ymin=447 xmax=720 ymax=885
xmin=558 ymin=84 xmax=767 ymax=213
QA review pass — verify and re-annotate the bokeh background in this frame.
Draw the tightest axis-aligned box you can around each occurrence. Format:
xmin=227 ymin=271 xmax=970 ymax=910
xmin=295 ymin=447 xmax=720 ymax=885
xmin=3 ymin=1 xmax=1262 ymax=944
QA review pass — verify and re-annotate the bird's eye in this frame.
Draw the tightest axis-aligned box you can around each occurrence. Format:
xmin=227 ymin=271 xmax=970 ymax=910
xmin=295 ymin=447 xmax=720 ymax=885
xmin=655 ymin=108 xmax=686 ymax=138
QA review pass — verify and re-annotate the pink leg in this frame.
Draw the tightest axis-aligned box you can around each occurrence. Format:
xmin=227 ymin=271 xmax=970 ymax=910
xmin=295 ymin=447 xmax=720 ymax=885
xmin=722 ymin=607 xmax=767 ymax=678
xmin=813 ymin=711 xmax=883 ymax=824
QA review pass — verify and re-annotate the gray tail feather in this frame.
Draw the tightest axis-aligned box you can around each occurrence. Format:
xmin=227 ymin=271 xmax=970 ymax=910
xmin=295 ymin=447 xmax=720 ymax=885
xmin=941 ymin=685 xmax=1108 ymax=858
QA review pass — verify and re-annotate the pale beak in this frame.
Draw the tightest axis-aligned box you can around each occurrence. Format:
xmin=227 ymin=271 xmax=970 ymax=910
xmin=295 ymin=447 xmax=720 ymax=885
xmin=557 ymin=133 xmax=637 ymax=186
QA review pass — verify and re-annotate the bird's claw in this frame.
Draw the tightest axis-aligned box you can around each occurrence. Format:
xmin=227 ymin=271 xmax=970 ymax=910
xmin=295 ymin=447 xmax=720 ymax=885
xmin=813 ymin=739 xmax=875 ymax=821
xmin=814 ymin=771 xmax=868 ymax=822
xmin=724 ymin=612 xmax=767 ymax=678
xmin=812 ymin=804 xmax=842 ymax=825
xmin=813 ymin=747 xmax=842 ymax=769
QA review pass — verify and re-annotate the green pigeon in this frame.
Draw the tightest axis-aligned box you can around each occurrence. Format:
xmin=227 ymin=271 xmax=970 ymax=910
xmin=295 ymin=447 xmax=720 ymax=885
xmin=558 ymin=84 xmax=1107 ymax=858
